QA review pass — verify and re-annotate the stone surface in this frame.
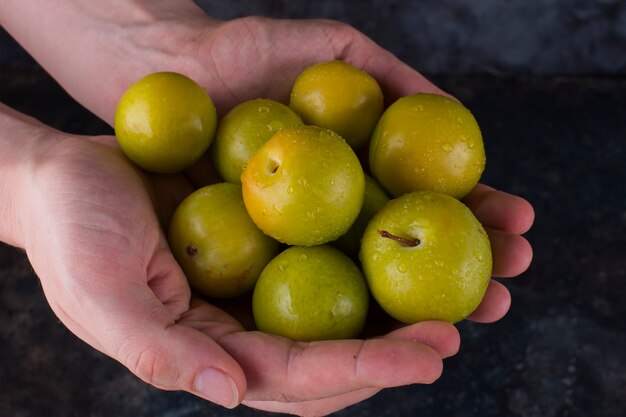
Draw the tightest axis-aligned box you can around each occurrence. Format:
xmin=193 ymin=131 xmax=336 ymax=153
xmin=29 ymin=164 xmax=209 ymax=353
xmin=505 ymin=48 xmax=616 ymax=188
xmin=3 ymin=0 xmax=626 ymax=75
xmin=194 ymin=0 xmax=626 ymax=75
xmin=1 ymin=67 xmax=625 ymax=416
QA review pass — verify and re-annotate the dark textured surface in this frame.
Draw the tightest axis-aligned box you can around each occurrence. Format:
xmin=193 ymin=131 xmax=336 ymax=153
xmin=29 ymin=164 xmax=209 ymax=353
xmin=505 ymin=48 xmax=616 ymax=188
xmin=3 ymin=0 xmax=626 ymax=75
xmin=1 ymin=67 xmax=625 ymax=416
xmin=2 ymin=2 xmax=626 ymax=415
xmin=194 ymin=0 xmax=626 ymax=75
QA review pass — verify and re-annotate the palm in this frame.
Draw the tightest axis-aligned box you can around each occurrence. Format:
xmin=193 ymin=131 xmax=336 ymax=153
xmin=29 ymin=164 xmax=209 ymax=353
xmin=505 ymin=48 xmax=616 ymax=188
xmin=24 ymin=135 xmax=188 ymax=350
xmin=25 ymin=135 xmax=245 ymax=394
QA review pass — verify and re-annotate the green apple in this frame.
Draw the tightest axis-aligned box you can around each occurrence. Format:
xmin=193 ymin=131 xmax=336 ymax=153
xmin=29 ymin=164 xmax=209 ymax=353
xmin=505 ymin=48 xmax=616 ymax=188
xmin=114 ymin=72 xmax=216 ymax=173
xmin=252 ymin=245 xmax=369 ymax=341
xmin=360 ymin=191 xmax=492 ymax=323
xmin=369 ymin=93 xmax=485 ymax=199
xmin=289 ymin=60 xmax=384 ymax=149
xmin=211 ymin=98 xmax=303 ymax=184
xmin=241 ymin=125 xmax=365 ymax=246
xmin=168 ymin=183 xmax=280 ymax=298
xmin=332 ymin=174 xmax=390 ymax=260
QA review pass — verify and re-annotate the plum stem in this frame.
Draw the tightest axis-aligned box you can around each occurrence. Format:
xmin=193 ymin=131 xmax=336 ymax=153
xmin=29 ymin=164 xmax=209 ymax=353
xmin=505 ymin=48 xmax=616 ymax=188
xmin=377 ymin=230 xmax=420 ymax=247
xmin=186 ymin=245 xmax=198 ymax=256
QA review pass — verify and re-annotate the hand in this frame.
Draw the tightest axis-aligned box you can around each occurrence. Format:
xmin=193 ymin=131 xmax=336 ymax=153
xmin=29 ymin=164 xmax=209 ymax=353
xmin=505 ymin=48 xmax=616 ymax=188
xmin=463 ymin=184 xmax=534 ymax=322
xmin=8 ymin=124 xmax=456 ymax=416
xmin=110 ymin=9 xmax=533 ymax=324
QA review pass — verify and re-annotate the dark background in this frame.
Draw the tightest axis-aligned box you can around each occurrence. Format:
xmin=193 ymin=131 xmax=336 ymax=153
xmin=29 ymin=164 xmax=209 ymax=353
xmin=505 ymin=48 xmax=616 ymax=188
xmin=1 ymin=1 xmax=625 ymax=416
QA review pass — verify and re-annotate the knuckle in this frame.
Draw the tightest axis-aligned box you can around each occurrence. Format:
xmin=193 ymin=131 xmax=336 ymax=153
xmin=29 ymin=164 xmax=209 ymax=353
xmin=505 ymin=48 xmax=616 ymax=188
xmin=236 ymin=15 xmax=268 ymax=27
xmin=317 ymin=18 xmax=357 ymax=33
xmin=124 ymin=343 xmax=180 ymax=389
xmin=352 ymin=340 xmax=368 ymax=379
xmin=323 ymin=19 xmax=361 ymax=43
xmin=431 ymin=360 xmax=444 ymax=383
xmin=278 ymin=342 xmax=307 ymax=402
xmin=422 ymin=354 xmax=444 ymax=384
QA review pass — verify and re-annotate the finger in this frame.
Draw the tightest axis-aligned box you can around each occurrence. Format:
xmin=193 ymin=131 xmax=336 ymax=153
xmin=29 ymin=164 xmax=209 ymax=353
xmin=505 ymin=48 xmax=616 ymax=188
xmin=464 ymin=184 xmax=535 ymax=234
xmin=182 ymin=299 xmax=449 ymax=404
xmin=179 ymin=297 xmax=248 ymax=336
xmin=466 ymin=280 xmax=511 ymax=323
xmin=488 ymin=228 xmax=533 ymax=278
xmin=102 ymin=290 xmax=246 ymax=408
xmin=244 ymin=323 xmax=456 ymax=415
xmin=68 ymin=250 xmax=248 ymax=409
xmin=342 ymin=33 xmax=450 ymax=102
xmin=145 ymin=244 xmax=191 ymax=319
xmin=363 ymin=55 xmax=450 ymax=104
xmin=244 ymin=387 xmax=380 ymax=417
xmin=211 ymin=331 xmax=443 ymax=403
xmin=384 ymin=320 xmax=460 ymax=359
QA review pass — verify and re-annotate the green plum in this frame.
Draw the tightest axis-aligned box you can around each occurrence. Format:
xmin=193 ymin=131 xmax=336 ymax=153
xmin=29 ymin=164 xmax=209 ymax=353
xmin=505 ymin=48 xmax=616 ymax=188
xmin=252 ymin=245 xmax=369 ymax=341
xmin=360 ymin=191 xmax=492 ymax=323
xmin=332 ymin=175 xmax=390 ymax=260
xmin=241 ymin=125 xmax=365 ymax=246
xmin=168 ymin=183 xmax=280 ymax=298
xmin=369 ymin=93 xmax=485 ymax=199
xmin=289 ymin=60 xmax=384 ymax=149
xmin=211 ymin=98 xmax=303 ymax=184
xmin=114 ymin=72 xmax=217 ymax=173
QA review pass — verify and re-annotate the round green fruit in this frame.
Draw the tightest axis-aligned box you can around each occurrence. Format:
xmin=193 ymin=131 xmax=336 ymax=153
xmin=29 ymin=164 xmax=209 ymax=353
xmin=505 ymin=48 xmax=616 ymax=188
xmin=168 ymin=183 xmax=280 ymax=298
xmin=211 ymin=98 xmax=303 ymax=184
xmin=114 ymin=72 xmax=217 ymax=173
xmin=360 ymin=191 xmax=492 ymax=324
xmin=253 ymin=245 xmax=369 ymax=341
xmin=289 ymin=60 xmax=384 ymax=149
xmin=332 ymin=175 xmax=390 ymax=260
xmin=369 ymin=93 xmax=485 ymax=199
xmin=241 ymin=125 xmax=365 ymax=246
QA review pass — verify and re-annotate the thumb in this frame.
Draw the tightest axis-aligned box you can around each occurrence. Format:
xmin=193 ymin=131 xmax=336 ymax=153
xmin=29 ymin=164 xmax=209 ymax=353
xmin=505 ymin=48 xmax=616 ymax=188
xmin=342 ymin=32 xmax=452 ymax=102
xmin=75 ymin=251 xmax=247 ymax=409
xmin=116 ymin=317 xmax=247 ymax=409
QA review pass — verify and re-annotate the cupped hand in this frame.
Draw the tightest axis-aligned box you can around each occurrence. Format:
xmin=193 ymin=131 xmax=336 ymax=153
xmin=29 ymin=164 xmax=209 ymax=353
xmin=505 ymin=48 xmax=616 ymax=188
xmin=21 ymin=132 xmax=246 ymax=406
xmin=18 ymin=128 xmax=459 ymax=416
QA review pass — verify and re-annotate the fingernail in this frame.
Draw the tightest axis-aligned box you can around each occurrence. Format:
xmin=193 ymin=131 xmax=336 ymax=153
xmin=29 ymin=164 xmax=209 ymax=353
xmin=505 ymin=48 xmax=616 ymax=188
xmin=194 ymin=367 xmax=239 ymax=409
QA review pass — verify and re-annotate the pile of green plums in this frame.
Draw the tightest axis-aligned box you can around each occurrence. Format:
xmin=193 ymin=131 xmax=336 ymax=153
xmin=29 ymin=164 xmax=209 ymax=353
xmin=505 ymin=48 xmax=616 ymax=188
xmin=114 ymin=62 xmax=492 ymax=341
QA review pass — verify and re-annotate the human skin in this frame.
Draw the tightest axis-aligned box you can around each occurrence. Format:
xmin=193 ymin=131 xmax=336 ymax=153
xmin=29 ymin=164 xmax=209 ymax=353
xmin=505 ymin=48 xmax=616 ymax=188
xmin=0 ymin=2 xmax=535 ymax=416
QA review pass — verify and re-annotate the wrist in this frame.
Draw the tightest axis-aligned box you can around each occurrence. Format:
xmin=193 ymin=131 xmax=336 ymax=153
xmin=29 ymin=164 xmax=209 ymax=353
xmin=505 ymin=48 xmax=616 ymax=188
xmin=0 ymin=0 xmax=218 ymax=124
xmin=0 ymin=105 xmax=58 ymax=249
